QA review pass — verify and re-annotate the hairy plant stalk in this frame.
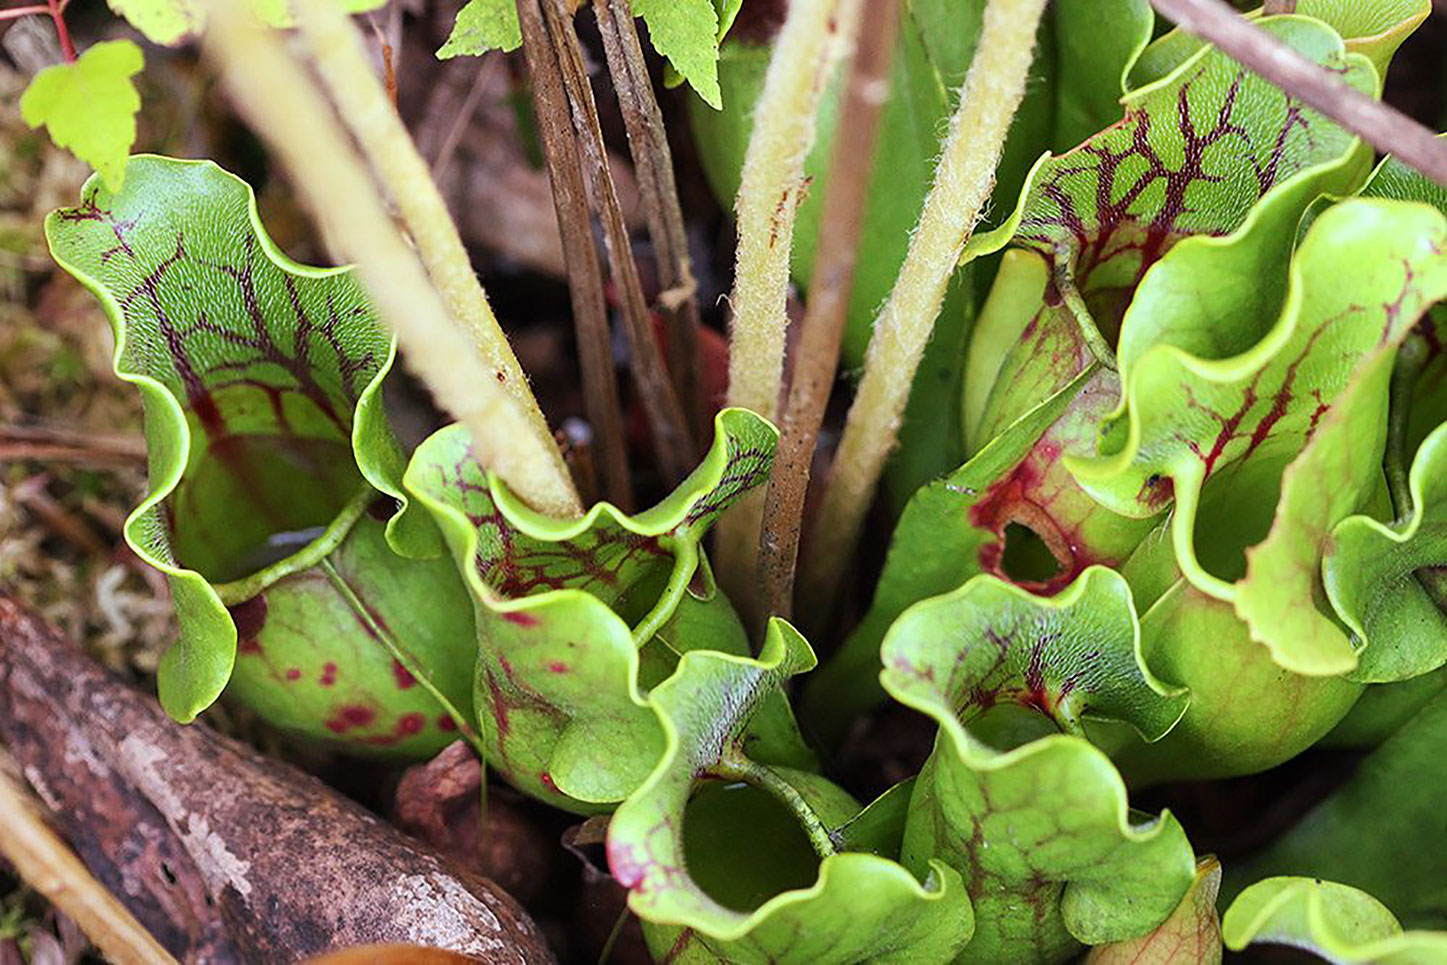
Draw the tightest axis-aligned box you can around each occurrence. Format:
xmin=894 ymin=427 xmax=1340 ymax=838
xmin=536 ymin=0 xmax=697 ymax=483
xmin=724 ymin=0 xmax=861 ymax=423
xmin=0 ymin=760 xmax=179 ymax=965
xmin=291 ymin=0 xmax=569 ymax=491
xmin=801 ymin=0 xmax=1048 ymax=618
xmin=756 ymin=0 xmax=900 ymax=624
xmin=714 ymin=0 xmax=862 ymax=617
xmin=513 ymin=0 xmax=633 ymax=509
xmin=202 ymin=0 xmax=583 ymax=518
xmin=1151 ymin=0 xmax=1447 ymax=187
xmin=593 ymin=0 xmax=708 ymax=445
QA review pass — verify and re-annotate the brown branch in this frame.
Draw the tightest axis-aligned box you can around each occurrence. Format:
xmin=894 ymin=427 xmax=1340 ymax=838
xmin=0 ymin=597 xmax=554 ymax=963
xmin=1151 ymin=0 xmax=1447 ymax=188
xmin=1262 ymin=0 xmax=1295 ymax=14
xmin=515 ymin=0 xmax=634 ymax=509
xmin=592 ymin=0 xmax=707 ymax=446
xmin=755 ymin=0 xmax=899 ymax=624
xmin=0 ymin=757 xmax=180 ymax=965
xmin=535 ymin=0 xmax=698 ymax=483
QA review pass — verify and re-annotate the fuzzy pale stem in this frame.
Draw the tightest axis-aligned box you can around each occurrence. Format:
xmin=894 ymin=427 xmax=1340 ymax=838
xmin=291 ymin=0 xmax=575 ymax=501
xmin=202 ymin=0 xmax=582 ymax=518
xmin=715 ymin=0 xmax=862 ymax=618
xmin=801 ymin=0 xmax=1048 ymax=616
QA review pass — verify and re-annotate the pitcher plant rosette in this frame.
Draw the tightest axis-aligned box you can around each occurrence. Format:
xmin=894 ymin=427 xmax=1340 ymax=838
xmin=34 ymin=0 xmax=1447 ymax=961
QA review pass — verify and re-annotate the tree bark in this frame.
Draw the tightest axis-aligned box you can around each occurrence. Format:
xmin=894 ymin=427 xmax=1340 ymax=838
xmin=0 ymin=597 xmax=554 ymax=964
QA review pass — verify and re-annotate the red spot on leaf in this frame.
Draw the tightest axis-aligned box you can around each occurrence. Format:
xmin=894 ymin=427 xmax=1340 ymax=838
xmin=539 ymin=771 xmax=559 ymax=793
xmin=397 ymin=713 xmax=425 ymax=736
xmin=325 ymin=704 xmax=375 ymax=734
xmin=284 ymin=668 xmax=301 ymax=681
xmin=392 ymin=660 xmax=417 ymax=689
xmin=437 ymin=714 xmax=458 ymax=732
xmin=228 ymin=595 xmax=268 ymax=651
xmin=320 ymin=662 xmax=339 ymax=687
xmin=502 ymin=611 xmax=538 ymax=628
xmin=547 ymin=661 xmax=568 ymax=674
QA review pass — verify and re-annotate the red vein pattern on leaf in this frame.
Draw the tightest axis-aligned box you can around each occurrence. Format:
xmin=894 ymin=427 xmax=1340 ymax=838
xmin=681 ymin=441 xmax=773 ymax=529
xmin=69 ymin=192 xmax=382 ymax=446
xmin=1016 ymin=71 xmax=1313 ymax=297
xmin=1170 ymin=274 xmax=1420 ymax=493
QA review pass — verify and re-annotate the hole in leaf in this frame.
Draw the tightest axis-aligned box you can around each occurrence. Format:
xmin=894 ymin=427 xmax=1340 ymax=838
xmin=682 ymin=781 xmax=820 ymax=913
xmin=170 ymin=433 xmax=362 ymax=584
xmin=999 ymin=522 xmax=1063 ymax=585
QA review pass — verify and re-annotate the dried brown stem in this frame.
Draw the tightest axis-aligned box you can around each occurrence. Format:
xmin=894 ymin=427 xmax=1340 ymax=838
xmin=755 ymin=0 xmax=900 ymax=624
xmin=592 ymin=0 xmax=707 ymax=446
xmin=1151 ymin=0 xmax=1447 ymax=188
xmin=0 ymin=757 xmax=179 ymax=965
xmin=1262 ymin=0 xmax=1295 ymax=13
xmin=515 ymin=0 xmax=634 ymax=509
xmin=536 ymin=0 xmax=697 ymax=483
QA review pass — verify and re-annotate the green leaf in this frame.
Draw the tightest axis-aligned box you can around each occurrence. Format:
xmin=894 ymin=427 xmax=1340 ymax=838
xmin=1230 ymin=690 xmax=1447 ymax=928
xmin=804 ymin=366 xmax=1157 ymax=741
xmin=882 ymin=568 xmax=1196 ymax=963
xmin=1085 ymin=858 xmax=1222 ymax=965
xmin=1066 ymin=195 xmax=1447 ymax=676
xmin=437 ymin=0 xmax=521 ymax=59
xmin=1108 ymin=578 xmax=1362 ymax=784
xmin=608 ymin=623 xmax=972 ymax=964
xmin=633 ymin=0 xmax=722 ymax=110
xmin=44 ymin=157 xmax=473 ymax=756
xmin=439 ymin=0 xmax=723 ymax=109
xmin=1229 ymin=202 xmax=1447 ymax=676
xmin=107 ymin=0 xmax=388 ymax=46
xmin=1325 ymin=423 xmax=1447 ymax=683
xmin=403 ymin=408 xmax=784 ymax=810
xmin=21 ymin=41 xmax=144 ymax=192
xmin=1223 ymin=878 xmax=1447 ymax=962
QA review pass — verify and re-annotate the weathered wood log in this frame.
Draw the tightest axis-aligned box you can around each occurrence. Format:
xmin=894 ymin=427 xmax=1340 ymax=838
xmin=0 ymin=597 xmax=555 ymax=964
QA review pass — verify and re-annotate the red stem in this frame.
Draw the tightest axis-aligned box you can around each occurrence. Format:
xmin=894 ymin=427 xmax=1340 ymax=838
xmin=0 ymin=5 xmax=51 ymax=21
xmin=47 ymin=0 xmax=75 ymax=61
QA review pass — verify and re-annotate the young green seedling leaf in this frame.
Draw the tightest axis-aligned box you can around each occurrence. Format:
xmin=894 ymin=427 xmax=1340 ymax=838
xmin=44 ymin=157 xmax=474 ymax=756
xmin=608 ymin=623 xmax=973 ymax=964
xmin=1085 ymin=858 xmax=1222 ymax=965
xmin=437 ymin=0 xmax=520 ymax=57
xmin=404 ymin=409 xmax=783 ymax=810
xmin=21 ymin=41 xmax=144 ymax=192
xmin=1223 ymin=878 xmax=1447 ymax=963
xmin=440 ymin=0 xmax=723 ymax=109
xmin=883 ymin=568 xmax=1195 ymax=963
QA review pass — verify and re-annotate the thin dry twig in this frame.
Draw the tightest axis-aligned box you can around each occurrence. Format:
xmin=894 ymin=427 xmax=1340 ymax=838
xmin=1151 ymin=0 xmax=1447 ymax=188
xmin=0 ymin=424 xmax=145 ymax=467
xmin=537 ymin=0 xmax=697 ymax=483
xmin=515 ymin=0 xmax=634 ymax=509
xmin=431 ymin=55 xmax=503 ymax=183
xmin=0 ymin=756 xmax=179 ymax=965
xmin=592 ymin=0 xmax=707 ymax=446
xmin=756 ymin=0 xmax=900 ymax=624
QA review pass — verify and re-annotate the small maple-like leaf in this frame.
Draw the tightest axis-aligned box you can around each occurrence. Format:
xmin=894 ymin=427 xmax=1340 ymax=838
xmin=21 ymin=40 xmax=144 ymax=191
